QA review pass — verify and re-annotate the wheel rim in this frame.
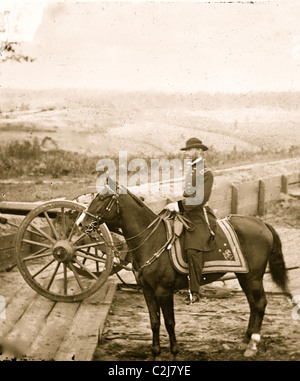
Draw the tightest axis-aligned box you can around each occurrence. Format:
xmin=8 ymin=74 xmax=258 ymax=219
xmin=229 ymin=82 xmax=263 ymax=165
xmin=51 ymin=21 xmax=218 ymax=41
xmin=15 ymin=200 xmax=114 ymax=302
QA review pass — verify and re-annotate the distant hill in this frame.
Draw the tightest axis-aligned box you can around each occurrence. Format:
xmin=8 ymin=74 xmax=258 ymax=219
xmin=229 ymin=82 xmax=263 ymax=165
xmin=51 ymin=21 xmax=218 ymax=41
xmin=1 ymin=88 xmax=300 ymax=157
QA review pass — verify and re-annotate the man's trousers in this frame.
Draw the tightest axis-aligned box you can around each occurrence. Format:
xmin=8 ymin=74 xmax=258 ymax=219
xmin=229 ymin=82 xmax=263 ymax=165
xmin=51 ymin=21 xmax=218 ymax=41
xmin=186 ymin=249 xmax=205 ymax=294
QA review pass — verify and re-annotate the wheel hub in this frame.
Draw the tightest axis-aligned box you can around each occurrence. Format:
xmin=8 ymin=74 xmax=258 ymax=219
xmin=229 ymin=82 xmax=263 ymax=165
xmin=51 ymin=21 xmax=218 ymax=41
xmin=53 ymin=240 xmax=74 ymax=262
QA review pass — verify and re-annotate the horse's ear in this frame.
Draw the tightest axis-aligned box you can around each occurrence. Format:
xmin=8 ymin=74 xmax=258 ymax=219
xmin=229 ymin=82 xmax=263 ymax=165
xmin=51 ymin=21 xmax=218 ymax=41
xmin=105 ymin=175 xmax=118 ymax=194
xmin=105 ymin=174 xmax=111 ymax=186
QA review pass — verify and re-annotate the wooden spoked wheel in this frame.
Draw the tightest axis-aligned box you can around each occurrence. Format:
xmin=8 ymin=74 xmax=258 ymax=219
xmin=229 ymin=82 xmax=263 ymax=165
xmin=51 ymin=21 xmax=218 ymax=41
xmin=67 ymin=186 xmax=131 ymax=274
xmin=15 ymin=200 xmax=114 ymax=302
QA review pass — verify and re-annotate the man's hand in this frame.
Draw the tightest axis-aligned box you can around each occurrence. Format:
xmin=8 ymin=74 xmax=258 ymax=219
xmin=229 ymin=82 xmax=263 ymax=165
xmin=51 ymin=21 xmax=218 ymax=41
xmin=164 ymin=202 xmax=179 ymax=212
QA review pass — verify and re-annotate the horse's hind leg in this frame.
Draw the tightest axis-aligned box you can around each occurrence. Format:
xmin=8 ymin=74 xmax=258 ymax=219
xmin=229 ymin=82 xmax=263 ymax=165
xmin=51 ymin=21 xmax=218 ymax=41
xmin=236 ymin=274 xmax=267 ymax=357
xmin=142 ymin=287 xmax=161 ymax=358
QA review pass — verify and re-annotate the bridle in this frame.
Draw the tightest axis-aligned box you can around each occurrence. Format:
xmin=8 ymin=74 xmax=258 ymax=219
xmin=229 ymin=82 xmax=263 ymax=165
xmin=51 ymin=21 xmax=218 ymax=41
xmin=82 ymin=186 xmax=166 ymax=253
xmin=84 ymin=192 xmax=120 ymax=235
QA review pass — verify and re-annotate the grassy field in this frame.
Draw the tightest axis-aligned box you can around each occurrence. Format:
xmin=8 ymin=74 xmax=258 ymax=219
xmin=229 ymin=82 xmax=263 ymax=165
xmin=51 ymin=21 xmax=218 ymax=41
xmin=0 ymin=88 xmax=300 ymax=180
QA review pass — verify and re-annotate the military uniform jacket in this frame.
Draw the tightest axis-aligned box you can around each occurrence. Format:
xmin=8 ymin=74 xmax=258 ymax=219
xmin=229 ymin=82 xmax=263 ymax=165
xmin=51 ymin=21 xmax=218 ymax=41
xmin=177 ymin=158 xmax=215 ymax=251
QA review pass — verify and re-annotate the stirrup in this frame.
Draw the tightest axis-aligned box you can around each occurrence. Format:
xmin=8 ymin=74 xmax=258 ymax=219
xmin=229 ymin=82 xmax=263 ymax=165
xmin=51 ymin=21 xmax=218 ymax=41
xmin=185 ymin=293 xmax=200 ymax=304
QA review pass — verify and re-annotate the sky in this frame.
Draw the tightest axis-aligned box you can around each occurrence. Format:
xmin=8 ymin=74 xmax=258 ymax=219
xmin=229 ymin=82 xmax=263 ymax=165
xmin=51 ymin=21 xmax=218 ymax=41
xmin=1 ymin=0 xmax=300 ymax=93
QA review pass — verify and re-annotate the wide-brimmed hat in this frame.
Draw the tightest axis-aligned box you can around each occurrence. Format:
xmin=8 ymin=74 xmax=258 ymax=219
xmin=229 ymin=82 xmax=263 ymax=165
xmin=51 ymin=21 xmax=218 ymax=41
xmin=180 ymin=137 xmax=208 ymax=151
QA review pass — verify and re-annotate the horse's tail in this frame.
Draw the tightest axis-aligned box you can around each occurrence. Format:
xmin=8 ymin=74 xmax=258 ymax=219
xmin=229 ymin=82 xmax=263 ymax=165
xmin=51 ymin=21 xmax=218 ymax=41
xmin=265 ymin=222 xmax=292 ymax=300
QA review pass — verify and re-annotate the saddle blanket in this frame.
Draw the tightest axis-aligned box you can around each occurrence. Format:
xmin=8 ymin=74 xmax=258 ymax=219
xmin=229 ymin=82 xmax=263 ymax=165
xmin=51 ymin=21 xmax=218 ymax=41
xmin=164 ymin=216 xmax=248 ymax=275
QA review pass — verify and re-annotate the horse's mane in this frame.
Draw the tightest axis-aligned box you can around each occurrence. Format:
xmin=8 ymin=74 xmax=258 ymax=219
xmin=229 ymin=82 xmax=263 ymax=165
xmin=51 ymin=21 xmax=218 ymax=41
xmin=103 ymin=176 xmax=157 ymax=216
xmin=125 ymin=188 xmax=158 ymax=217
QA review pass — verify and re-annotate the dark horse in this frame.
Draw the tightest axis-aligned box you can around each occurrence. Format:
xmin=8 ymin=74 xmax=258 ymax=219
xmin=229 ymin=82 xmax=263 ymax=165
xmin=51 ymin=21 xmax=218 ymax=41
xmin=77 ymin=180 xmax=292 ymax=358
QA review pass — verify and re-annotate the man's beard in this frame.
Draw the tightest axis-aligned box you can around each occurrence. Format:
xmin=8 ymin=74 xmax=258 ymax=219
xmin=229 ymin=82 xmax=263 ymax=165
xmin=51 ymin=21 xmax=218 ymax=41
xmin=188 ymin=153 xmax=202 ymax=162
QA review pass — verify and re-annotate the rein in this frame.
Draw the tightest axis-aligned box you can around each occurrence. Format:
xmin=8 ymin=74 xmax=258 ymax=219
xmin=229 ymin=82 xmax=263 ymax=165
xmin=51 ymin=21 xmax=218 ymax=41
xmin=82 ymin=185 xmax=193 ymax=276
xmin=83 ymin=189 xmax=169 ymax=255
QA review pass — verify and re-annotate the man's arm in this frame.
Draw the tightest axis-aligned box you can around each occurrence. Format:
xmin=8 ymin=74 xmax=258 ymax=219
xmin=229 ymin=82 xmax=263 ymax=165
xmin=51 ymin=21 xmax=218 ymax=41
xmin=177 ymin=170 xmax=213 ymax=212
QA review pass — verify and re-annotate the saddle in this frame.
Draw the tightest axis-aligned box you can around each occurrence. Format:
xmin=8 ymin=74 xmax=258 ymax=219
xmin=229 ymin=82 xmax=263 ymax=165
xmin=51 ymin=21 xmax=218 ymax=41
xmin=163 ymin=213 xmax=248 ymax=275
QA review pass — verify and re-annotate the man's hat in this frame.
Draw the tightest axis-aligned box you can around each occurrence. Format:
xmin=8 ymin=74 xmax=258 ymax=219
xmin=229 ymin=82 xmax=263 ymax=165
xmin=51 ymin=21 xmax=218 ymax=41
xmin=180 ymin=137 xmax=208 ymax=151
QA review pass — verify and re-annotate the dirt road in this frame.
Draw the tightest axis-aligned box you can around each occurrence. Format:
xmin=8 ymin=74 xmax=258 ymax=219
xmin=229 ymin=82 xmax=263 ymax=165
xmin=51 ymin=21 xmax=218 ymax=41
xmin=93 ymin=284 xmax=300 ymax=361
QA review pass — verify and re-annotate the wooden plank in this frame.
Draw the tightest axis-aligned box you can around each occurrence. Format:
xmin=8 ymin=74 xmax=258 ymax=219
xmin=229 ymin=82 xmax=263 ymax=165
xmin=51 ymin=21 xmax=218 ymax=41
xmin=231 ymin=184 xmax=239 ymax=214
xmin=207 ymin=181 xmax=232 ymax=217
xmin=236 ymin=181 xmax=259 ymax=215
xmin=257 ymin=180 xmax=266 ymax=216
xmin=0 ymin=247 xmax=16 ymax=272
xmin=0 ymin=285 xmax=37 ymax=340
xmin=0 ymin=201 xmax=43 ymax=216
xmin=0 ymin=232 xmax=18 ymax=271
xmin=281 ymin=175 xmax=288 ymax=193
xmin=3 ymin=295 xmax=55 ymax=357
xmin=210 ymin=199 xmax=232 ymax=218
xmin=54 ymin=282 xmax=117 ymax=361
xmin=28 ymin=302 xmax=80 ymax=361
xmin=0 ymin=295 xmax=54 ymax=360
xmin=263 ymin=175 xmax=282 ymax=202
xmin=238 ymin=181 xmax=259 ymax=205
xmin=0 ymin=233 xmax=16 ymax=251
xmin=287 ymin=172 xmax=300 ymax=185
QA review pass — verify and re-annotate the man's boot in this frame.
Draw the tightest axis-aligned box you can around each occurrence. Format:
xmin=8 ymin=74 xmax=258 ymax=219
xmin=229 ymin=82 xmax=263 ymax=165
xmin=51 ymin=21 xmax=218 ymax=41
xmin=185 ymin=292 xmax=200 ymax=304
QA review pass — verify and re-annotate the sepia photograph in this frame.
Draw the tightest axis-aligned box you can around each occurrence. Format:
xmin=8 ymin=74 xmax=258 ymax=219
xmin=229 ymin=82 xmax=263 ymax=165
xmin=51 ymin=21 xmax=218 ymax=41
xmin=0 ymin=0 xmax=299 ymax=365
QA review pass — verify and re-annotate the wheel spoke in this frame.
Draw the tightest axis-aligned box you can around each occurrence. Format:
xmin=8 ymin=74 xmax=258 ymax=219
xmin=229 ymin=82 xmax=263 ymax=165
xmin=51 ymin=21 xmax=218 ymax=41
xmin=68 ymin=219 xmax=80 ymax=241
xmin=61 ymin=207 xmax=66 ymax=238
xmin=82 ymin=247 xmax=90 ymax=265
xmin=22 ymin=239 xmax=52 ymax=249
xmin=74 ymin=241 xmax=105 ymax=250
xmin=22 ymin=246 xmax=48 ymax=259
xmin=73 ymin=258 xmax=99 ymax=280
xmin=25 ymin=228 xmax=44 ymax=239
xmin=72 ymin=232 xmax=87 ymax=245
xmin=29 ymin=222 xmax=56 ymax=244
xmin=63 ymin=264 xmax=68 ymax=295
xmin=75 ymin=250 xmax=107 ymax=263
xmin=68 ymin=262 xmax=85 ymax=291
xmin=46 ymin=262 xmax=61 ymax=290
xmin=43 ymin=211 xmax=60 ymax=240
xmin=23 ymin=250 xmax=53 ymax=262
xmin=32 ymin=259 xmax=55 ymax=278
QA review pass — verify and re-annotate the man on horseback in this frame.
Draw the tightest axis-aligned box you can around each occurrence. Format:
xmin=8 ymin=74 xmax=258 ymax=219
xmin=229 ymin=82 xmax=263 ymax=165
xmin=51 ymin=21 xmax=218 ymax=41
xmin=164 ymin=137 xmax=216 ymax=304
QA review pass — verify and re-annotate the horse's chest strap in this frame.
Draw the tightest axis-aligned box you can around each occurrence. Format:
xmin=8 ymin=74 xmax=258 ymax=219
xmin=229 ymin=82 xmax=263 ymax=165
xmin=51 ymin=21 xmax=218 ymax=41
xmin=137 ymin=235 xmax=174 ymax=279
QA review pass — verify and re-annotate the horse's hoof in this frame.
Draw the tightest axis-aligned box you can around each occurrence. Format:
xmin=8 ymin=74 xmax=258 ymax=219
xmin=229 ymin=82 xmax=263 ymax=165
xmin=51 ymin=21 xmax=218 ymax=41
xmin=243 ymin=334 xmax=260 ymax=358
xmin=244 ymin=347 xmax=258 ymax=358
xmin=171 ymin=345 xmax=179 ymax=356
xmin=171 ymin=349 xmax=179 ymax=360
xmin=151 ymin=347 xmax=161 ymax=359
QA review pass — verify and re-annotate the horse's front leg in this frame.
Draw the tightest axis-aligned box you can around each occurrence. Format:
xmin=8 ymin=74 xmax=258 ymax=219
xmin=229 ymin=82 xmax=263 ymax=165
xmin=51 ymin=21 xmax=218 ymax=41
xmin=142 ymin=287 xmax=161 ymax=358
xmin=156 ymin=285 xmax=178 ymax=358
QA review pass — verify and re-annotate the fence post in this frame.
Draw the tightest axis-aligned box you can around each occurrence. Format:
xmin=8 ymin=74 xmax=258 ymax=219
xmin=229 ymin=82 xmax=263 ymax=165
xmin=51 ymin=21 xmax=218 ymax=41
xmin=258 ymin=179 xmax=265 ymax=216
xmin=281 ymin=175 xmax=288 ymax=194
xmin=231 ymin=184 xmax=239 ymax=214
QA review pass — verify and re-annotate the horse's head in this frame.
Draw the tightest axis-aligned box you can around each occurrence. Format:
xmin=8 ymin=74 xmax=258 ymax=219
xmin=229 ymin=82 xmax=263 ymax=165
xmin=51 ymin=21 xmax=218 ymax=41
xmin=76 ymin=179 xmax=123 ymax=238
xmin=76 ymin=176 xmax=150 ymax=241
